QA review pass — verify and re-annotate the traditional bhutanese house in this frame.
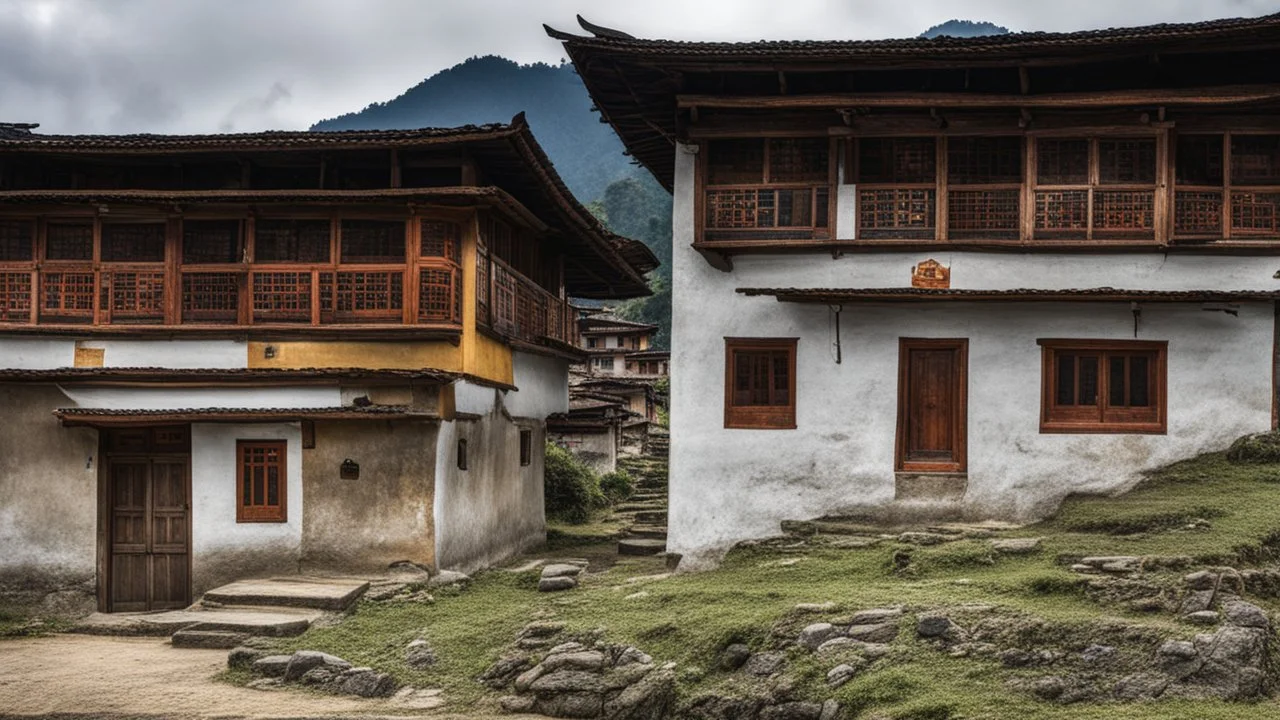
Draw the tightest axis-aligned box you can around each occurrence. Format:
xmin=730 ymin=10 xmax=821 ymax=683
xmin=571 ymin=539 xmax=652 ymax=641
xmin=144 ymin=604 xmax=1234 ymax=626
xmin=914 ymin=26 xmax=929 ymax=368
xmin=550 ymin=13 xmax=1280 ymax=567
xmin=576 ymin=311 xmax=668 ymax=378
xmin=547 ymin=391 xmax=640 ymax=474
xmin=0 ymin=116 xmax=655 ymax=612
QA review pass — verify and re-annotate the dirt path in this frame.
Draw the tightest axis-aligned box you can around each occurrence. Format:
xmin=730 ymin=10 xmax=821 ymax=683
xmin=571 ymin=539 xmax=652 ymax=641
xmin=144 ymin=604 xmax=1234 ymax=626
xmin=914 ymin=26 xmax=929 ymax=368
xmin=0 ymin=634 xmax=482 ymax=719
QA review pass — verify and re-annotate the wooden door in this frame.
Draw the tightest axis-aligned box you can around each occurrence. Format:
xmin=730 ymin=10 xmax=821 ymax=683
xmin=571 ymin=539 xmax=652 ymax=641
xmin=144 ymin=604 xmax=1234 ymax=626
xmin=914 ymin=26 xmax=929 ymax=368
xmin=106 ymin=428 xmax=190 ymax=612
xmin=896 ymin=339 xmax=968 ymax=473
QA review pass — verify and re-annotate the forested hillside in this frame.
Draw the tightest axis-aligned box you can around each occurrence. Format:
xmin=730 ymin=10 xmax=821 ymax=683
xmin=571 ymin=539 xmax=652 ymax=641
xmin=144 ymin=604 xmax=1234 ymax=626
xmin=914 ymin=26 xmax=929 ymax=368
xmin=312 ymin=55 xmax=673 ymax=347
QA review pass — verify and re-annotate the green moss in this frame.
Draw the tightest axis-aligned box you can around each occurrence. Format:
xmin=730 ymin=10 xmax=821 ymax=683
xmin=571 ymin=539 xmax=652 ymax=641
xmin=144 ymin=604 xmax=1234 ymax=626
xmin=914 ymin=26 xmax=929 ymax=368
xmin=1227 ymin=432 xmax=1280 ymax=464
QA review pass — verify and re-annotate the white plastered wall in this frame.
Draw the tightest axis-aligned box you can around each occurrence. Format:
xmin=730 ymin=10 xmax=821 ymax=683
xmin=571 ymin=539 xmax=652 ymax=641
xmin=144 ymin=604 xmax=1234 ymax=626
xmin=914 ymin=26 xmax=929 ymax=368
xmin=0 ymin=339 xmax=248 ymax=370
xmin=670 ymin=141 xmax=1278 ymax=568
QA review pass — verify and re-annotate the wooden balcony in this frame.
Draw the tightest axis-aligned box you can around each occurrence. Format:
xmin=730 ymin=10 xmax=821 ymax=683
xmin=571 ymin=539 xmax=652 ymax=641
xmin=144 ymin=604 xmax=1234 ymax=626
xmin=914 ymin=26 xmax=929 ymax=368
xmin=478 ymin=252 xmax=577 ymax=351
xmin=699 ymin=183 xmax=832 ymax=245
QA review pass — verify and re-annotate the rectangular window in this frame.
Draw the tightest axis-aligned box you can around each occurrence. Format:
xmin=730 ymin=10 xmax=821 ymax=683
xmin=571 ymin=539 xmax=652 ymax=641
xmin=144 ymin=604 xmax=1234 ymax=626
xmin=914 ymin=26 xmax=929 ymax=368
xmin=520 ymin=430 xmax=532 ymax=467
xmin=340 ymin=220 xmax=405 ymax=264
xmin=854 ymin=137 xmax=937 ymax=241
xmin=457 ymin=438 xmax=468 ymax=471
xmin=702 ymin=138 xmax=831 ymax=241
xmin=724 ymin=337 xmax=797 ymax=429
xmin=183 ymin=220 xmax=242 ymax=264
xmin=1034 ymin=137 xmax=1157 ymax=241
xmin=1039 ymin=340 xmax=1166 ymax=433
xmin=947 ymin=136 xmax=1023 ymax=241
xmin=0 ymin=221 xmax=34 ymax=262
xmin=254 ymin=219 xmax=331 ymax=263
xmin=236 ymin=440 xmax=287 ymax=522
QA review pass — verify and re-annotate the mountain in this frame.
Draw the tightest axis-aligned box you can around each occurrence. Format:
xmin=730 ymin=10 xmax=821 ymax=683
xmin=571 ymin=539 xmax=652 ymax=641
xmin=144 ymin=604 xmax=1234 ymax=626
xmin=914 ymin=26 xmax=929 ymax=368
xmin=312 ymin=56 xmax=638 ymax=202
xmin=919 ymin=20 xmax=1011 ymax=39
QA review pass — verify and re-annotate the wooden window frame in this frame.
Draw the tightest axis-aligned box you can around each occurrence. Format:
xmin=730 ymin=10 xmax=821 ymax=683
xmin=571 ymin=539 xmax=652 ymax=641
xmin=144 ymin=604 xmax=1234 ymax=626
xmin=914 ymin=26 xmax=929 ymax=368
xmin=1038 ymin=339 xmax=1167 ymax=434
xmin=235 ymin=440 xmax=287 ymax=523
xmin=519 ymin=429 xmax=532 ymax=467
xmin=697 ymin=137 xmax=836 ymax=245
xmin=724 ymin=337 xmax=798 ymax=430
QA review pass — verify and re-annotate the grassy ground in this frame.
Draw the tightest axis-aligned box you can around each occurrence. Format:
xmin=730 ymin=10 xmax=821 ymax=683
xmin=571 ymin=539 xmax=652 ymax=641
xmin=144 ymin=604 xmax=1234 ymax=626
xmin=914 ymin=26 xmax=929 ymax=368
xmin=260 ymin=450 xmax=1280 ymax=719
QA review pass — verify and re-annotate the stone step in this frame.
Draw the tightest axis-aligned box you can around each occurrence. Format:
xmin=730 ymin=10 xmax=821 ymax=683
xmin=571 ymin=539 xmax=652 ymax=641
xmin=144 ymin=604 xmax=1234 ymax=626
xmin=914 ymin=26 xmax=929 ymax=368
xmin=74 ymin=606 xmax=323 ymax=639
xmin=631 ymin=493 xmax=667 ymax=503
xmin=624 ymin=525 xmax=668 ymax=539
xmin=633 ymin=510 xmax=667 ymax=524
xmin=170 ymin=628 xmax=251 ymax=649
xmin=614 ymin=501 xmax=667 ymax=513
xmin=618 ymin=538 xmax=667 ymax=556
xmin=202 ymin=577 xmax=370 ymax=611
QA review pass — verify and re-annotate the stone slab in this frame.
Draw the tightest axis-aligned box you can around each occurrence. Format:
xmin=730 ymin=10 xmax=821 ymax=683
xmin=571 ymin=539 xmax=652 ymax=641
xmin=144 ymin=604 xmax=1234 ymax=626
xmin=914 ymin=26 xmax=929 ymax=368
xmin=202 ymin=577 xmax=369 ymax=611
xmin=618 ymin=538 xmax=667 ymax=556
xmin=894 ymin=473 xmax=968 ymax=502
xmin=74 ymin=606 xmax=323 ymax=638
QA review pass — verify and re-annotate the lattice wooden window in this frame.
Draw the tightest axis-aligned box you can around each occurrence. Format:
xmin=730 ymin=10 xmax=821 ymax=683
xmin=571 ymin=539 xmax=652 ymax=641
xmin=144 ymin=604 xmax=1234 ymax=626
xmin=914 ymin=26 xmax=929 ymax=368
xmin=182 ymin=272 xmax=240 ymax=323
xmin=1176 ymin=135 xmax=1225 ymax=186
xmin=1034 ymin=190 xmax=1089 ymax=237
xmin=331 ymin=271 xmax=403 ymax=320
xmin=707 ymin=139 xmax=765 ymax=185
xmin=252 ymin=271 xmax=311 ymax=322
xmin=340 ymin=220 xmax=405 ymax=263
xmin=1093 ymin=190 xmax=1155 ymax=238
xmin=492 ymin=265 xmax=517 ymax=335
xmin=1040 ymin=340 xmax=1166 ymax=434
xmin=768 ymin=138 xmax=829 ymax=183
xmin=0 ymin=272 xmax=32 ymax=322
xmin=0 ymin=221 xmax=33 ymax=262
xmin=476 ymin=248 xmax=490 ymax=327
xmin=101 ymin=223 xmax=165 ymax=263
xmin=856 ymin=138 xmax=936 ymax=184
xmin=41 ymin=271 xmax=95 ymax=319
xmin=858 ymin=189 xmax=936 ymax=240
xmin=725 ymin=338 xmax=797 ymax=430
xmin=420 ymin=220 xmax=460 ymax=261
xmin=237 ymin=441 xmax=286 ymax=523
xmin=104 ymin=271 xmax=166 ymax=322
xmin=46 ymin=223 xmax=93 ymax=261
xmin=1174 ymin=135 xmax=1226 ymax=239
xmin=948 ymin=137 xmax=1022 ymax=185
xmin=1036 ymin=139 xmax=1089 ymax=185
xmin=419 ymin=266 xmax=459 ymax=323
xmin=183 ymin=220 xmax=242 ymax=264
xmin=703 ymin=138 xmax=831 ymax=242
xmin=1099 ymin=139 xmax=1157 ymax=184
xmin=255 ymin=219 xmax=330 ymax=263
xmin=949 ymin=189 xmax=1020 ymax=239
xmin=1174 ymin=191 xmax=1224 ymax=235
xmin=1231 ymin=135 xmax=1280 ymax=185
xmin=1231 ymin=192 xmax=1280 ymax=235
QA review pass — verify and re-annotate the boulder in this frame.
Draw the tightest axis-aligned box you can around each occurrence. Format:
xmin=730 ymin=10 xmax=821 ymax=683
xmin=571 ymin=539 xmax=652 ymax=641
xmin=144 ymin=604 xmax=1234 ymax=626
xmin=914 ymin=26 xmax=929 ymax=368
xmin=847 ymin=622 xmax=898 ymax=644
xmin=1179 ymin=590 xmax=1216 ymax=614
xmin=847 ymin=608 xmax=902 ymax=626
xmin=1222 ymin=600 xmax=1269 ymax=628
xmin=332 ymin=667 xmax=397 ymax=698
xmin=826 ymin=661 xmax=865 ymax=687
xmin=916 ymin=615 xmax=954 ymax=638
xmin=520 ymin=621 xmax=567 ymax=639
xmin=718 ymin=643 xmax=751 ymax=670
xmin=536 ymin=691 xmax=604 ymax=719
xmin=614 ymin=646 xmax=653 ymax=667
xmin=742 ymin=651 xmax=786 ymax=677
xmin=539 ymin=576 xmax=578 ymax=592
xmin=760 ymin=701 xmax=824 ymax=720
xmin=602 ymin=663 xmax=653 ymax=691
xmin=479 ymin=655 xmax=532 ymax=689
xmin=602 ymin=667 xmax=676 ymax=720
xmin=542 ymin=563 xmax=586 ymax=579
xmin=514 ymin=664 xmax=547 ymax=692
xmin=499 ymin=694 xmax=536 ymax=713
xmin=797 ymin=623 xmax=837 ymax=651
xmin=299 ymin=665 xmax=344 ymax=686
xmin=1185 ymin=611 xmax=1220 ymax=626
xmin=1184 ymin=570 xmax=1218 ymax=590
xmin=794 ymin=602 xmax=836 ymax=613
xmin=227 ymin=646 xmax=268 ymax=670
xmin=283 ymin=650 xmax=351 ymax=683
xmin=543 ymin=651 xmax=606 ymax=672
xmin=819 ymin=699 xmax=840 ymax=720
xmin=250 ymin=655 xmax=293 ymax=678
xmin=427 ymin=570 xmax=471 ymax=587
xmin=992 ymin=538 xmax=1042 ymax=554
xmin=1114 ymin=673 xmax=1169 ymax=700
xmin=529 ymin=670 xmax=605 ymax=696
xmin=1079 ymin=644 xmax=1115 ymax=664
xmin=1159 ymin=640 xmax=1198 ymax=660
xmin=405 ymin=638 xmax=437 ymax=669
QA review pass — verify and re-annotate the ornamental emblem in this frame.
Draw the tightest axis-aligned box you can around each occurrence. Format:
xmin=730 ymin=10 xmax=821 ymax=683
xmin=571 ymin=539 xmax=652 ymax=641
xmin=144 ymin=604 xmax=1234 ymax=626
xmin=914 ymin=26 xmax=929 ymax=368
xmin=911 ymin=259 xmax=951 ymax=289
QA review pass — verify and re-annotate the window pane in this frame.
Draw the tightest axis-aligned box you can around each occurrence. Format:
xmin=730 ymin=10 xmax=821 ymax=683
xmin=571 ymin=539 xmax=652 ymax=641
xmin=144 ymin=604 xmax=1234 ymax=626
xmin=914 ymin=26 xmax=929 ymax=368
xmin=1232 ymin=135 xmax=1280 ymax=185
xmin=1099 ymin=139 xmax=1157 ymax=185
xmin=46 ymin=223 xmax=93 ymax=260
xmin=733 ymin=351 xmax=753 ymax=405
xmin=1109 ymin=355 xmax=1127 ymax=407
xmin=1129 ymin=355 xmax=1150 ymax=407
xmin=267 ymin=466 xmax=279 ymax=506
xmin=0 ymin=221 xmax=34 ymax=262
xmin=1079 ymin=356 xmax=1099 ymax=406
xmin=1056 ymin=354 xmax=1076 ymax=405
xmin=101 ymin=223 xmax=166 ymax=263
xmin=1037 ymin=139 xmax=1089 ymax=184
xmin=242 ymin=470 xmax=251 ymax=506
xmin=708 ymin=140 xmax=764 ymax=185
xmin=253 ymin=466 xmax=264 ymax=506
xmin=752 ymin=354 xmax=769 ymax=405
xmin=772 ymin=353 xmax=789 ymax=405
xmin=948 ymin=137 xmax=1022 ymax=185
xmin=1177 ymin=135 xmax=1225 ymax=186
xmin=256 ymin=220 xmax=331 ymax=263
xmin=183 ymin=220 xmax=241 ymax=264
xmin=340 ymin=220 xmax=405 ymax=264
xmin=857 ymin=138 xmax=936 ymax=184
xmin=769 ymin=138 xmax=828 ymax=183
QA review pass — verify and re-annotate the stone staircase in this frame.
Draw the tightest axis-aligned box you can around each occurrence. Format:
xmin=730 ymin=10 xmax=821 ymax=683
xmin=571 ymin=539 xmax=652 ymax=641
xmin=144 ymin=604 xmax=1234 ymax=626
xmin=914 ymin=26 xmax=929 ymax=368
xmin=74 ymin=577 xmax=369 ymax=648
xmin=614 ymin=430 xmax=669 ymax=557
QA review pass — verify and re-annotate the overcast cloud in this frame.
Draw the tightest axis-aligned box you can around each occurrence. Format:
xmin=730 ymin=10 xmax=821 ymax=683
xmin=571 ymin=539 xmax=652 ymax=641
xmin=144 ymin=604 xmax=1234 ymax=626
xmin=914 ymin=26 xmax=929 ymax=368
xmin=0 ymin=0 xmax=1275 ymax=135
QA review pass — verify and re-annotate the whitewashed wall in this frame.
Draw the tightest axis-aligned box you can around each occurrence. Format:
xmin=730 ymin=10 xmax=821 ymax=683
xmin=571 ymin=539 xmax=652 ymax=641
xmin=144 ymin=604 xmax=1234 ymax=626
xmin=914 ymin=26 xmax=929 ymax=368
xmin=190 ymin=423 xmax=303 ymax=594
xmin=670 ymin=141 xmax=1279 ymax=569
xmin=0 ymin=339 xmax=248 ymax=370
xmin=58 ymin=386 xmax=340 ymax=411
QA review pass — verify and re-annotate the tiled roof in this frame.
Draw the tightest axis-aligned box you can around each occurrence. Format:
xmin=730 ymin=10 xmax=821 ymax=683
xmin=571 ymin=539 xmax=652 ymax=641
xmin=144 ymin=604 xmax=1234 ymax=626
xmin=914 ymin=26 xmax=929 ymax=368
xmin=737 ymin=287 xmax=1280 ymax=303
xmin=55 ymin=405 xmax=428 ymax=425
xmin=0 ymin=367 xmax=460 ymax=383
xmin=0 ymin=124 xmax=516 ymax=152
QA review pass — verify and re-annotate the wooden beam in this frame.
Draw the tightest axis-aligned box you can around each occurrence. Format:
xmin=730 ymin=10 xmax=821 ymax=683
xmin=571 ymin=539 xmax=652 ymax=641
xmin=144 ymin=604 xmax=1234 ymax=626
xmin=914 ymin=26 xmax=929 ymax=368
xmin=678 ymin=84 xmax=1280 ymax=110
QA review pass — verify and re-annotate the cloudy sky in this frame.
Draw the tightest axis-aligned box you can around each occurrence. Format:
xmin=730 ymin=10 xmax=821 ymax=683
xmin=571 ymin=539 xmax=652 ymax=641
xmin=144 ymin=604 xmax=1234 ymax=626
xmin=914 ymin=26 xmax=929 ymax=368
xmin=0 ymin=0 xmax=1275 ymax=136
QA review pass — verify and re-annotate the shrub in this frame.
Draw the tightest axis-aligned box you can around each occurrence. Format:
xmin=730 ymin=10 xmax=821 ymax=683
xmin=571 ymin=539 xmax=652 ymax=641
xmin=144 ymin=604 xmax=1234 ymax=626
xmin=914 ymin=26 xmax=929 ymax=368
xmin=1227 ymin=432 xmax=1280 ymax=464
xmin=600 ymin=469 xmax=635 ymax=503
xmin=544 ymin=442 xmax=605 ymax=524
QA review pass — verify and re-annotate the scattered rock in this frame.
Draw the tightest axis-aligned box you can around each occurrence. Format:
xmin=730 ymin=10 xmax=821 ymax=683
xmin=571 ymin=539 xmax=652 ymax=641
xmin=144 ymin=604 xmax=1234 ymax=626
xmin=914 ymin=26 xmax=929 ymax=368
xmin=1029 ymin=676 xmax=1066 ymax=700
xmin=250 ymin=655 xmax=293 ymax=678
xmin=1079 ymin=644 xmax=1115 ymax=664
xmin=898 ymin=532 xmax=951 ymax=546
xmin=1179 ymin=590 xmax=1216 ymax=614
xmin=742 ymin=651 xmax=786 ymax=677
xmin=603 ymin=667 xmax=676 ymax=720
xmin=1222 ymin=600 xmax=1269 ymax=629
xmin=500 ymin=694 xmax=537 ymax=713
xmin=539 ymin=576 xmax=579 ymax=592
xmin=1185 ymin=611 xmax=1220 ymax=626
xmin=332 ymin=667 xmax=396 ymax=698
xmin=819 ymin=699 xmax=839 ymax=720
xmin=479 ymin=655 xmax=533 ymax=689
xmin=227 ymin=646 xmax=268 ymax=670
xmin=992 ymin=537 xmax=1042 ymax=554
xmin=405 ymin=638 xmax=437 ymax=669
xmin=1159 ymin=640 xmax=1198 ymax=660
xmin=543 ymin=650 xmax=606 ymax=672
xmin=613 ymin=646 xmax=653 ymax=667
xmin=1184 ymin=570 xmax=1217 ymax=590
xmin=520 ymin=621 xmax=567 ymax=639
xmin=797 ymin=623 xmax=837 ymax=651
xmin=542 ymin=563 xmax=585 ymax=580
xmin=794 ymin=602 xmax=836 ymax=613
xmin=917 ymin=615 xmax=954 ymax=638
xmin=847 ymin=608 xmax=902 ymax=625
xmin=846 ymin=622 xmax=898 ymax=644
xmin=1114 ymin=673 xmax=1169 ymax=700
xmin=428 ymin=570 xmax=471 ymax=588
xmin=718 ymin=644 xmax=751 ymax=671
xmin=826 ymin=660 xmax=866 ymax=688
xmin=760 ymin=702 xmax=824 ymax=720
xmin=283 ymin=650 xmax=352 ymax=683
xmin=245 ymin=678 xmax=283 ymax=691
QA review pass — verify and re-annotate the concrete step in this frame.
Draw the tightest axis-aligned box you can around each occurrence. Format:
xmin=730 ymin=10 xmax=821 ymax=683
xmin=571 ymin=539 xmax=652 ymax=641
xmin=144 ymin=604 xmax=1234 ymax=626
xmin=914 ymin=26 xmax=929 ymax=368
xmin=618 ymin=538 xmax=667 ymax=556
xmin=202 ymin=577 xmax=369 ymax=611
xmin=74 ymin=606 xmax=323 ymax=639
xmin=171 ymin=628 xmax=251 ymax=649
xmin=625 ymin=525 xmax=668 ymax=539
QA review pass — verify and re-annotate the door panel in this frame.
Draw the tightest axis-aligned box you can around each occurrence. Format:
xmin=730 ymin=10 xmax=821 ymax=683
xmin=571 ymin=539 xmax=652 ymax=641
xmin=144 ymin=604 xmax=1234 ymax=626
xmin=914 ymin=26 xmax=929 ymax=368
xmin=107 ymin=446 xmax=190 ymax=612
xmin=897 ymin=339 xmax=968 ymax=473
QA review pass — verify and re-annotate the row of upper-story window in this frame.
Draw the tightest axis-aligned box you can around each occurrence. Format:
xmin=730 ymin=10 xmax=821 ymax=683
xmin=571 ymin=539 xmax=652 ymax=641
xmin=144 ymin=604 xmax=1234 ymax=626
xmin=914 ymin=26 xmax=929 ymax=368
xmin=699 ymin=133 xmax=1280 ymax=244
